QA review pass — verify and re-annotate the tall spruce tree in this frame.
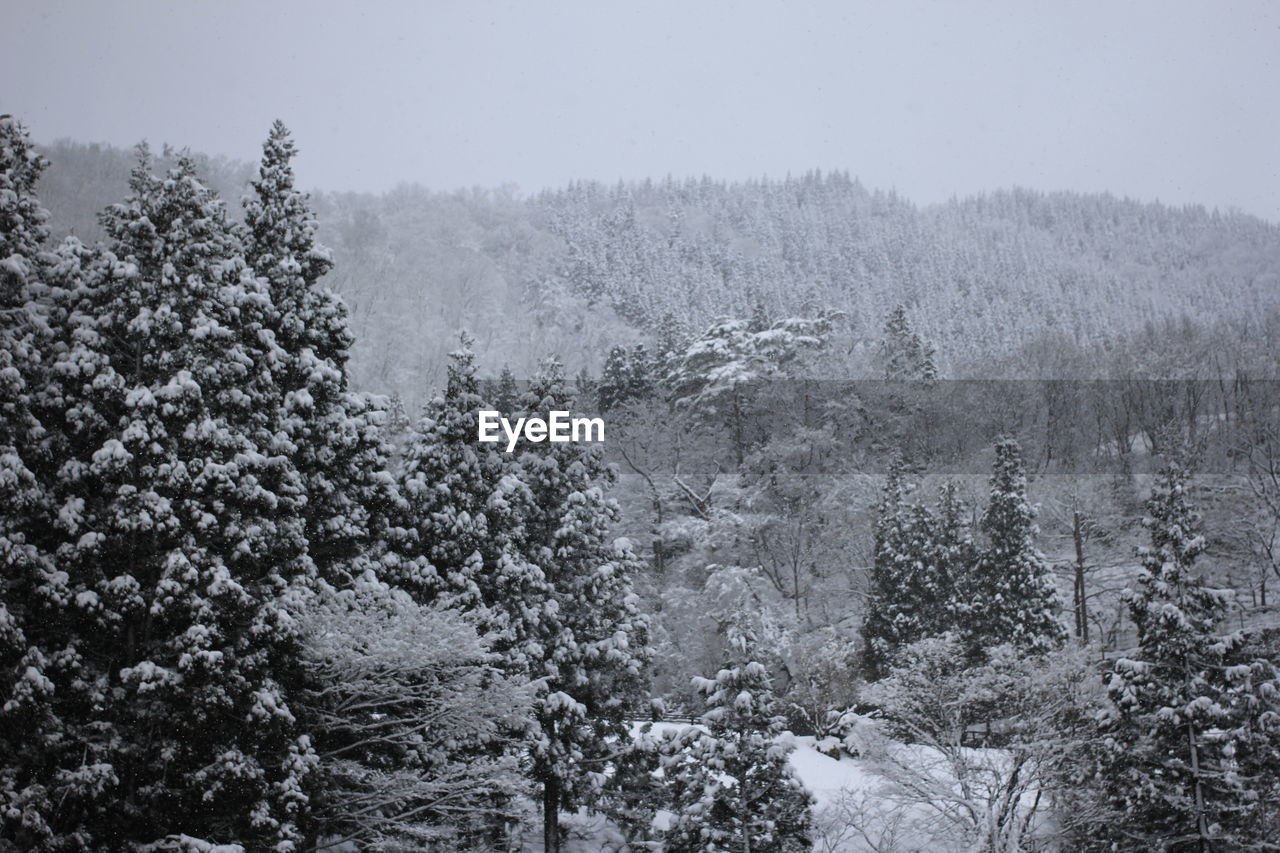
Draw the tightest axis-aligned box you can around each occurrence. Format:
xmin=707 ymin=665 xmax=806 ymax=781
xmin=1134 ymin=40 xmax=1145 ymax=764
xmin=1098 ymin=462 xmax=1280 ymax=851
xmin=661 ymin=630 xmax=813 ymax=853
xmin=0 ymin=116 xmax=71 ymax=850
xmin=932 ymin=481 xmax=978 ymax=630
xmin=0 ymin=115 xmax=54 ymax=532
xmin=515 ymin=359 xmax=651 ymax=853
xmin=862 ymin=459 xmax=937 ymax=680
xmin=596 ymin=344 xmax=655 ymax=412
xmin=864 ymin=467 xmax=979 ymax=681
xmin=878 ymin=304 xmax=937 ymax=380
xmin=597 ymin=345 xmax=631 ymax=412
xmin=27 ymin=149 xmax=316 ymax=848
xmin=957 ymin=438 xmax=1065 ymax=657
xmin=862 ymin=463 xmax=977 ymax=675
xmin=396 ymin=336 xmax=546 ymax=666
xmin=241 ymin=120 xmax=399 ymax=590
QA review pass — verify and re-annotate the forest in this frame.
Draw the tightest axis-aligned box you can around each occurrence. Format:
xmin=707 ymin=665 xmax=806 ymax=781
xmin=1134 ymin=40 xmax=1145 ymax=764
xmin=3 ymin=118 xmax=1280 ymax=852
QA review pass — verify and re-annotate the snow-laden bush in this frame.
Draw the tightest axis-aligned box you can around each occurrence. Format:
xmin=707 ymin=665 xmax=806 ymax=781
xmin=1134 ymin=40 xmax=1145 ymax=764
xmin=298 ymin=582 xmax=534 ymax=851
xmin=852 ymin=635 xmax=1103 ymax=852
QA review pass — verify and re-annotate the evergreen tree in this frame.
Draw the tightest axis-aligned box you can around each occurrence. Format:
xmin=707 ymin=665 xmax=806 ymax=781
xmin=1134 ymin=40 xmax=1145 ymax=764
xmin=653 ymin=311 xmax=690 ymax=376
xmin=599 ymin=729 xmax=667 ymax=851
xmin=385 ymin=392 xmax=410 ymax=433
xmin=662 ymin=631 xmax=813 ymax=853
xmin=932 ymin=481 xmax=978 ymax=629
xmin=0 ymin=115 xmax=54 ymax=493
xmin=486 ymin=363 xmax=520 ymax=413
xmin=862 ymin=459 xmax=936 ymax=680
xmin=667 ymin=312 xmax=834 ymax=467
xmin=748 ymin=299 xmax=772 ymax=332
xmin=597 ymin=345 xmax=631 ymax=412
xmin=863 ymin=466 xmax=980 ymax=681
xmin=877 ymin=304 xmax=936 ymax=380
xmin=515 ymin=359 xmax=651 ymax=853
xmin=1098 ymin=462 xmax=1280 ymax=851
xmin=957 ymin=438 xmax=1066 ymax=657
xmin=396 ymin=335 xmax=546 ymax=666
xmin=241 ymin=120 xmax=398 ymax=590
xmin=28 ymin=149 xmax=316 ymax=848
xmin=0 ymin=116 xmax=71 ymax=851
xmin=596 ymin=343 xmax=656 ymax=412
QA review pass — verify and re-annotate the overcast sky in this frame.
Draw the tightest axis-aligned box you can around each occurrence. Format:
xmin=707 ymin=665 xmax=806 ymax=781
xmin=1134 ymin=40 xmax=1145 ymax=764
xmin=5 ymin=1 xmax=1279 ymax=220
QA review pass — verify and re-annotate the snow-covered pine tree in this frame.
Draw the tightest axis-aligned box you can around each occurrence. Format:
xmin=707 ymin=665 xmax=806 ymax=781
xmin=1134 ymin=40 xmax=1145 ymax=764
xmin=396 ymin=335 xmax=546 ymax=666
xmin=0 ymin=116 xmax=70 ymax=850
xmin=514 ymin=359 xmax=651 ymax=853
xmin=877 ymin=304 xmax=937 ymax=380
xmin=862 ymin=459 xmax=943 ymax=680
xmin=596 ymin=345 xmax=631 ymax=412
xmin=1098 ymin=462 xmax=1280 ymax=851
xmin=652 ymin=311 xmax=690 ymax=377
xmin=666 ymin=312 xmax=834 ymax=467
xmin=932 ymin=481 xmax=978 ymax=633
xmin=30 ymin=149 xmax=316 ymax=848
xmin=598 ymin=726 xmax=667 ymax=850
xmin=957 ymin=437 xmax=1066 ymax=658
xmin=485 ymin=363 xmax=521 ymax=413
xmin=662 ymin=630 xmax=813 ymax=853
xmin=747 ymin=299 xmax=772 ymax=333
xmin=0 ymin=115 xmax=53 ymax=515
xmin=597 ymin=343 xmax=657 ymax=412
xmin=241 ymin=120 xmax=399 ymax=591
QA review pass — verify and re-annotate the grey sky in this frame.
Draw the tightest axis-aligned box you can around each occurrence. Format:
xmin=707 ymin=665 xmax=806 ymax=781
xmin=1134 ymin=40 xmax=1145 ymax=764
xmin=5 ymin=0 xmax=1279 ymax=220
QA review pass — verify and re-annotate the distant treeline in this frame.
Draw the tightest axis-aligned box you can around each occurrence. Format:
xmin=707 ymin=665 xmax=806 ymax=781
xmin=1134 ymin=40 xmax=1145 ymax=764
xmin=34 ymin=139 xmax=1280 ymax=408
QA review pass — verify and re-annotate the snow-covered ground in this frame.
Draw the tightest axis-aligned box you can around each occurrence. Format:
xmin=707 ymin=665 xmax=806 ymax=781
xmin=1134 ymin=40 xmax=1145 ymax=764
xmin=518 ymin=724 xmax=941 ymax=852
xmin=787 ymin=734 xmax=881 ymax=806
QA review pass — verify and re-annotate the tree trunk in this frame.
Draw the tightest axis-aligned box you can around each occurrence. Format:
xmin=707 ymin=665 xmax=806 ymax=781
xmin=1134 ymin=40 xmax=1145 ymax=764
xmin=732 ymin=387 xmax=744 ymax=468
xmin=1183 ymin=646 xmax=1210 ymax=852
xmin=543 ymin=776 xmax=560 ymax=853
xmin=1187 ymin=713 xmax=1210 ymax=852
xmin=1073 ymin=511 xmax=1089 ymax=644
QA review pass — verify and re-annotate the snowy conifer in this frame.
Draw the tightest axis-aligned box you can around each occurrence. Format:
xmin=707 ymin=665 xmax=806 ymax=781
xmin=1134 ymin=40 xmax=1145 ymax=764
xmin=666 ymin=311 xmax=834 ymax=466
xmin=0 ymin=115 xmax=53 ymax=493
xmin=861 ymin=461 xmax=964 ymax=680
xmin=27 ymin=149 xmax=316 ymax=848
xmin=396 ymin=335 xmax=546 ymax=665
xmin=597 ymin=345 xmax=630 ymax=412
xmin=515 ymin=359 xmax=651 ymax=853
xmin=597 ymin=343 xmax=656 ymax=411
xmin=662 ymin=630 xmax=813 ymax=853
xmin=932 ymin=481 xmax=977 ymax=629
xmin=241 ymin=120 xmax=399 ymax=590
xmin=863 ymin=459 xmax=925 ymax=679
xmin=1098 ymin=462 xmax=1280 ymax=850
xmin=0 ymin=116 xmax=69 ymax=850
xmin=486 ymin=363 xmax=521 ymax=413
xmin=877 ymin=304 xmax=937 ymax=380
xmin=956 ymin=438 xmax=1066 ymax=657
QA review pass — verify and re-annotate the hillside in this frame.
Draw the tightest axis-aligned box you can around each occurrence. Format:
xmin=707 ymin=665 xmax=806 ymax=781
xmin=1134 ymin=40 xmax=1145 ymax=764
xmin=35 ymin=139 xmax=1280 ymax=406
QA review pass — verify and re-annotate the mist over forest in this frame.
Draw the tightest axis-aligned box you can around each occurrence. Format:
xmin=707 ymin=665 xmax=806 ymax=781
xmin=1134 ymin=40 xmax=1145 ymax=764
xmin=35 ymin=137 xmax=1280 ymax=404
